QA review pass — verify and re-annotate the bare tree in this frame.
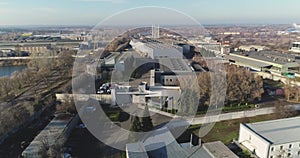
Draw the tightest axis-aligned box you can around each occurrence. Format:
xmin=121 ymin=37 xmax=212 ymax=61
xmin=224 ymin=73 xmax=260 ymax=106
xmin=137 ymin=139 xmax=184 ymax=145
xmin=274 ymin=101 xmax=297 ymax=119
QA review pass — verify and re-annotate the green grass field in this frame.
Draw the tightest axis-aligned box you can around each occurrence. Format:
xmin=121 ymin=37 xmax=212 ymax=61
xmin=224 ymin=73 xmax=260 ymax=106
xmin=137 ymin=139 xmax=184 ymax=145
xmin=189 ymin=114 xmax=280 ymax=145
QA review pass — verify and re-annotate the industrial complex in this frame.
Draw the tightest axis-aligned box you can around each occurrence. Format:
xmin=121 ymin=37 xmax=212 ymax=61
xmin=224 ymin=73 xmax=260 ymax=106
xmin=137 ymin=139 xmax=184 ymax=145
xmin=101 ymin=38 xmax=198 ymax=111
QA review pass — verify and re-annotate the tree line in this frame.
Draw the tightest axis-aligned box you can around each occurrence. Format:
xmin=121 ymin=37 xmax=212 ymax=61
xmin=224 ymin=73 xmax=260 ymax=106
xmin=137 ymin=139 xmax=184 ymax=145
xmin=198 ymin=65 xmax=264 ymax=108
xmin=0 ymin=50 xmax=75 ymax=137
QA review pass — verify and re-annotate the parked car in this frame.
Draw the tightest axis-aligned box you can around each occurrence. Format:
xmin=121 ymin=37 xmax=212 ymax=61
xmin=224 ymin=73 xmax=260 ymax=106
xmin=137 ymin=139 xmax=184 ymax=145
xmin=97 ymin=83 xmax=111 ymax=94
xmin=85 ymin=106 xmax=96 ymax=112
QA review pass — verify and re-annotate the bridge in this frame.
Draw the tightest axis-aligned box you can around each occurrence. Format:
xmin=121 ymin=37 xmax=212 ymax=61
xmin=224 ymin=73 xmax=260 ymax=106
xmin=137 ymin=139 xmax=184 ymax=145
xmin=0 ymin=41 xmax=82 ymax=48
xmin=0 ymin=56 xmax=59 ymax=60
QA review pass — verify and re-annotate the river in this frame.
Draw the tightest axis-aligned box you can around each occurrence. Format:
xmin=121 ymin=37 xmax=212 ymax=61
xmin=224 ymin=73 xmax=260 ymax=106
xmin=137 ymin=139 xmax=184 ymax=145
xmin=0 ymin=66 xmax=26 ymax=77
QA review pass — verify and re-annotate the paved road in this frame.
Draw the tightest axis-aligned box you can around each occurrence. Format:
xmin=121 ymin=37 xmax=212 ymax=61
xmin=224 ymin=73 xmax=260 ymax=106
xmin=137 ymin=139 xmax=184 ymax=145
xmin=145 ymin=104 xmax=300 ymax=125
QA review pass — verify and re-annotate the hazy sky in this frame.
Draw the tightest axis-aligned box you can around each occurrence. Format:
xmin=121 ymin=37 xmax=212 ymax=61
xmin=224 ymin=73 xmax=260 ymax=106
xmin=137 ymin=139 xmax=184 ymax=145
xmin=1 ymin=0 xmax=300 ymax=25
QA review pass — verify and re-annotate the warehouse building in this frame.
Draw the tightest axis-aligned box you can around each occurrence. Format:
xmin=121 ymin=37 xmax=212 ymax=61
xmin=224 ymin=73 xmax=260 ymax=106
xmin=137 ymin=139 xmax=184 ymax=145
xmin=238 ymin=116 xmax=300 ymax=158
xmin=130 ymin=39 xmax=183 ymax=59
xmin=226 ymin=51 xmax=300 ymax=76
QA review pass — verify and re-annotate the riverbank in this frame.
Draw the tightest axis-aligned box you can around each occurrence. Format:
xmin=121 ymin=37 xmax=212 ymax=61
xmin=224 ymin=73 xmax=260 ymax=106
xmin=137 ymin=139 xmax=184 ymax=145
xmin=0 ymin=65 xmax=27 ymax=77
xmin=0 ymin=59 xmax=28 ymax=67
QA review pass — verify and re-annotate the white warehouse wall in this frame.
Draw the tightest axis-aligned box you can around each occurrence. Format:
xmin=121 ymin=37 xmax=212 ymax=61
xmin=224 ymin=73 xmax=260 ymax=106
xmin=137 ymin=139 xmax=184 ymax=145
xmin=239 ymin=124 xmax=270 ymax=158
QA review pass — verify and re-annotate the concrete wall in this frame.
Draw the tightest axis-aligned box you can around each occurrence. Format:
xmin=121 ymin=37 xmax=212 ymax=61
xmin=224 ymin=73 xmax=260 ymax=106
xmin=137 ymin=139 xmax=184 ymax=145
xmin=111 ymin=88 xmax=132 ymax=106
xmin=152 ymin=47 xmax=182 ymax=59
xmin=190 ymin=107 xmax=275 ymax=125
xmin=238 ymin=124 xmax=270 ymax=158
xmin=132 ymin=95 xmax=146 ymax=104
xmin=239 ymin=124 xmax=270 ymax=158
xmin=159 ymin=89 xmax=181 ymax=109
xmin=22 ymin=114 xmax=77 ymax=158
xmin=56 ymin=94 xmax=112 ymax=104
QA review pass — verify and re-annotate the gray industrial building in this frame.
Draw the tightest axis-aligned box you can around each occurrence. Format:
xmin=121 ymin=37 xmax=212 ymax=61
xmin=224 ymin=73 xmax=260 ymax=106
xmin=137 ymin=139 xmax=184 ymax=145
xmin=126 ymin=127 xmax=238 ymax=158
xmin=130 ymin=39 xmax=183 ymax=59
xmin=226 ymin=51 xmax=300 ymax=76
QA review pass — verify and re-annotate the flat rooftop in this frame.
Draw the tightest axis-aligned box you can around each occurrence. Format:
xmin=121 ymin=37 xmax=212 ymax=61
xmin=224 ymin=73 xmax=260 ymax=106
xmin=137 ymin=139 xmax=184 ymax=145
xmin=231 ymin=51 xmax=300 ymax=65
xmin=144 ymin=42 xmax=181 ymax=50
xmin=126 ymin=127 xmax=212 ymax=158
xmin=203 ymin=141 xmax=239 ymax=158
xmin=225 ymin=54 xmax=272 ymax=68
xmin=244 ymin=116 xmax=300 ymax=145
xmin=158 ymin=58 xmax=192 ymax=72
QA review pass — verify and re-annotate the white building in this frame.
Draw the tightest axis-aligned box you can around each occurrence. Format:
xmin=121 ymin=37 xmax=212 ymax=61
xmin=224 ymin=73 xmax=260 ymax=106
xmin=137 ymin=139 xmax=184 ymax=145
xmin=238 ymin=116 xmax=300 ymax=158
xmin=223 ymin=32 xmax=240 ymax=35
xmin=290 ymin=42 xmax=300 ymax=53
xmin=130 ymin=40 xmax=183 ymax=59
xmin=112 ymin=83 xmax=181 ymax=110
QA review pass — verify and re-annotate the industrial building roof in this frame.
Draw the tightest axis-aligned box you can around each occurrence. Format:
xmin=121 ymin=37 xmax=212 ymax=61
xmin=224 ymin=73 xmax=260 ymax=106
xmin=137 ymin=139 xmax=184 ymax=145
xmin=203 ymin=141 xmax=239 ymax=158
xmin=126 ymin=127 xmax=238 ymax=158
xmin=244 ymin=116 xmax=300 ymax=145
xmin=144 ymin=42 xmax=181 ymax=50
xmin=131 ymin=39 xmax=181 ymax=50
xmin=126 ymin=127 xmax=212 ymax=158
xmin=158 ymin=58 xmax=192 ymax=72
xmin=225 ymin=54 xmax=272 ymax=68
xmin=231 ymin=51 xmax=300 ymax=65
